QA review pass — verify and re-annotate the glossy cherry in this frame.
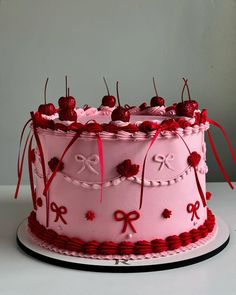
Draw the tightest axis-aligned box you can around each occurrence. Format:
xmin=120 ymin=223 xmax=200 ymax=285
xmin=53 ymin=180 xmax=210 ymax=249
xmin=111 ymin=82 xmax=130 ymax=122
xmin=38 ymin=78 xmax=56 ymax=115
xmin=150 ymin=77 xmax=165 ymax=107
xmin=102 ymin=77 xmax=116 ymax=107
xmin=139 ymin=102 xmax=148 ymax=111
xmin=58 ymin=76 xmax=76 ymax=109
xmin=176 ymin=78 xmax=199 ymax=117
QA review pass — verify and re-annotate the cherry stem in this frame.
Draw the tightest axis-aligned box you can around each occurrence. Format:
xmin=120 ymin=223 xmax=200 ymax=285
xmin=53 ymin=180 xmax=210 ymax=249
xmin=68 ymin=87 xmax=70 ymax=97
xmin=116 ymin=81 xmax=121 ymax=107
xmin=65 ymin=75 xmax=68 ymax=97
xmin=181 ymin=79 xmax=187 ymax=103
xmin=182 ymin=78 xmax=191 ymax=101
xmin=103 ymin=77 xmax=110 ymax=96
xmin=44 ymin=78 xmax=49 ymax=104
xmin=152 ymin=77 xmax=158 ymax=97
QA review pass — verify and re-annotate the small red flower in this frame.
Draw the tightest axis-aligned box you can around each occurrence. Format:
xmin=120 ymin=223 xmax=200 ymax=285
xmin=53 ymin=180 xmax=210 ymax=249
xmin=85 ymin=210 xmax=95 ymax=221
xmin=139 ymin=121 xmax=159 ymax=133
xmin=48 ymin=157 xmax=64 ymax=172
xmin=187 ymin=152 xmax=201 ymax=167
xmin=117 ymin=159 xmax=139 ymax=177
xmin=161 ymin=119 xmax=179 ymax=131
xmin=162 ymin=209 xmax=172 ymax=218
xmin=206 ymin=192 xmax=212 ymax=200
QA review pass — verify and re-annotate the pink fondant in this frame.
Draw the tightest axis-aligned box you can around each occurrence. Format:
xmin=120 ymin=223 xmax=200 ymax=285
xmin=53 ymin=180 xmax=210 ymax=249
xmin=34 ymin=114 xmax=209 ymax=245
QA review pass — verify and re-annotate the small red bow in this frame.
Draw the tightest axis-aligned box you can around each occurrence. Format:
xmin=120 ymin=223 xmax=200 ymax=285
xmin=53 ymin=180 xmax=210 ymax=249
xmin=114 ymin=210 xmax=140 ymax=233
xmin=187 ymin=201 xmax=200 ymax=221
xmin=50 ymin=202 xmax=67 ymax=224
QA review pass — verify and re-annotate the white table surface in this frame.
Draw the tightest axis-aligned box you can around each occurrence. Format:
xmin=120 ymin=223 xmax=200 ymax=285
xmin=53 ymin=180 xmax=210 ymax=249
xmin=0 ymin=183 xmax=235 ymax=295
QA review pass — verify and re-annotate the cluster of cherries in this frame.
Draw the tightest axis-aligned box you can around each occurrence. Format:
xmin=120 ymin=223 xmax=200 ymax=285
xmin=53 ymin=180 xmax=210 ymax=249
xmin=37 ymin=76 xmax=199 ymax=122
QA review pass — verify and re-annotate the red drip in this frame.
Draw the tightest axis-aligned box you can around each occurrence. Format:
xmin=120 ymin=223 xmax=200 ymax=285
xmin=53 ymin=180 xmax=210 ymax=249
xmin=28 ymin=135 xmax=37 ymax=210
xmin=207 ymin=130 xmax=234 ymax=190
xmin=28 ymin=209 xmax=216 ymax=256
xmin=139 ymin=128 xmax=161 ymax=209
xmin=96 ymin=134 xmax=104 ymax=203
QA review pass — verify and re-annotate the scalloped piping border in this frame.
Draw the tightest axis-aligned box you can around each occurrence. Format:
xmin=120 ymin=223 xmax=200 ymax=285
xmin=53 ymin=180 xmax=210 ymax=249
xmin=34 ymin=164 xmax=207 ymax=189
xmin=36 ymin=122 xmax=209 ymax=140
xmin=28 ymin=223 xmax=217 ymax=261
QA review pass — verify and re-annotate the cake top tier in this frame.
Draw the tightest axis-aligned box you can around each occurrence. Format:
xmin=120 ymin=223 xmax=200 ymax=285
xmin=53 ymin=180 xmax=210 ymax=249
xmin=33 ymin=77 xmax=208 ymax=134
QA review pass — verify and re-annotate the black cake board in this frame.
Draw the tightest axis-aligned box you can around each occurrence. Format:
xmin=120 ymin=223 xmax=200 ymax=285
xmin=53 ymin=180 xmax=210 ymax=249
xmin=16 ymin=217 xmax=230 ymax=273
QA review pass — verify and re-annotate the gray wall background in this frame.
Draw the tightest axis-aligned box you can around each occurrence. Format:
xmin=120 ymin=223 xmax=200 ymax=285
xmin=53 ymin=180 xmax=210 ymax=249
xmin=0 ymin=0 xmax=235 ymax=185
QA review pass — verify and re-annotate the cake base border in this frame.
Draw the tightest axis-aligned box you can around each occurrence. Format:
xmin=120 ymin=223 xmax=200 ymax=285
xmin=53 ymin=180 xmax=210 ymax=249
xmin=16 ymin=216 xmax=229 ymax=272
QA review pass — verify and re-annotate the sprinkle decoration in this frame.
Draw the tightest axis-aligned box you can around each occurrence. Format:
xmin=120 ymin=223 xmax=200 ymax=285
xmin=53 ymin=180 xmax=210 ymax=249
xmin=187 ymin=201 xmax=200 ymax=221
xmin=114 ymin=210 xmax=140 ymax=233
xmin=50 ymin=202 xmax=67 ymax=224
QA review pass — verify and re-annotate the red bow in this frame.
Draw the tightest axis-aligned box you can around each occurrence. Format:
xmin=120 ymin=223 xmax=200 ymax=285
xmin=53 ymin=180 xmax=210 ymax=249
xmin=114 ymin=210 xmax=140 ymax=233
xmin=187 ymin=201 xmax=200 ymax=221
xmin=50 ymin=202 xmax=67 ymax=224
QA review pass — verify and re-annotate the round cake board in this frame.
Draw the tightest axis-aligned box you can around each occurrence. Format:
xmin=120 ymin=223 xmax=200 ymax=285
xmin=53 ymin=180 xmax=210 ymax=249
xmin=16 ymin=217 xmax=230 ymax=273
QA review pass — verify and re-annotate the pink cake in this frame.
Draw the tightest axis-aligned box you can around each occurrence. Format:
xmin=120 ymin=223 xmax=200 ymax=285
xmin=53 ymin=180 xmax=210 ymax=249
xmin=16 ymin=78 xmax=234 ymax=260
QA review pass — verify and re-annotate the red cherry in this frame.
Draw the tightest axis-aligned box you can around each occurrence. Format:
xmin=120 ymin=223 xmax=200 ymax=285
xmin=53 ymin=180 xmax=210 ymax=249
xmin=111 ymin=106 xmax=130 ymax=122
xmin=102 ymin=95 xmax=116 ymax=107
xmin=150 ymin=77 xmax=165 ymax=107
xmin=59 ymin=108 xmax=77 ymax=121
xmin=58 ymin=96 xmax=76 ymax=109
xmin=111 ymin=82 xmax=130 ymax=122
xmin=176 ymin=101 xmax=195 ymax=117
xmin=150 ymin=96 xmax=165 ymax=107
xmin=101 ymin=77 xmax=116 ymax=107
xmin=177 ymin=78 xmax=199 ymax=116
xmin=38 ymin=78 xmax=57 ymax=115
xmin=38 ymin=103 xmax=56 ymax=116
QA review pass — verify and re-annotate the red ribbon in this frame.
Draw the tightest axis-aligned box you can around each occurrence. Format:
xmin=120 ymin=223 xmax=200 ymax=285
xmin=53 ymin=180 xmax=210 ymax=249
xmin=176 ymin=132 xmax=207 ymax=207
xmin=114 ymin=210 xmax=140 ymax=233
xmin=50 ymin=202 xmax=67 ymax=224
xmin=139 ymin=128 xmax=161 ymax=209
xmin=187 ymin=201 xmax=200 ymax=221
xmin=43 ymin=132 xmax=81 ymax=197
xmin=30 ymin=112 xmax=50 ymax=226
xmin=96 ymin=134 xmax=104 ymax=203
xmin=15 ymin=129 xmax=32 ymax=199
xmin=207 ymin=119 xmax=235 ymax=190
xmin=28 ymin=135 xmax=37 ymax=210
xmin=208 ymin=119 xmax=236 ymax=165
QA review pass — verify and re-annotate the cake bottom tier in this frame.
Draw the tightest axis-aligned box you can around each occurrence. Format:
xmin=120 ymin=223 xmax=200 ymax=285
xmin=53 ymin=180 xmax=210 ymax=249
xmin=28 ymin=209 xmax=216 ymax=260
